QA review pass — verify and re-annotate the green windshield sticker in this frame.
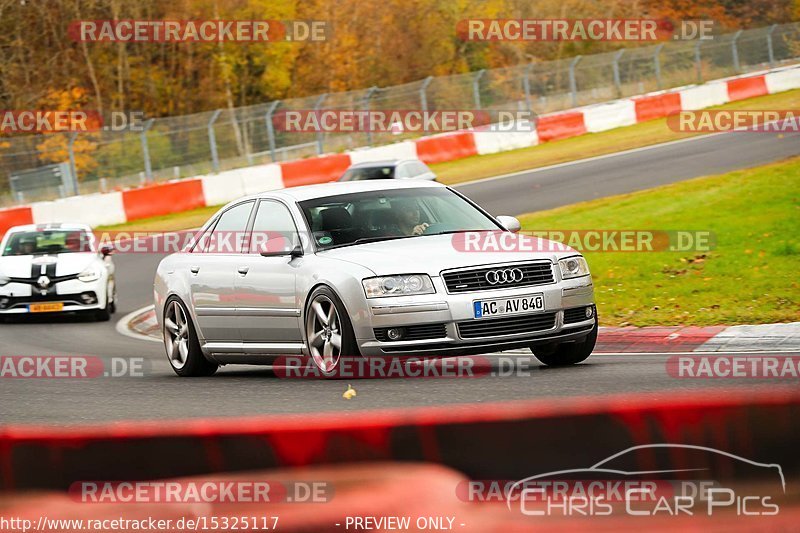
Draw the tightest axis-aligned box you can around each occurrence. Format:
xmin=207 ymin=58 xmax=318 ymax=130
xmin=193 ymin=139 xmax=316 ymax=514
xmin=318 ymin=236 xmax=332 ymax=245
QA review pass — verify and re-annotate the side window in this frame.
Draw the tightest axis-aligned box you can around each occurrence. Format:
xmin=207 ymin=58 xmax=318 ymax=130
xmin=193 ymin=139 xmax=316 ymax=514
xmin=196 ymin=201 xmax=254 ymax=254
xmin=249 ymin=200 xmax=299 ymax=254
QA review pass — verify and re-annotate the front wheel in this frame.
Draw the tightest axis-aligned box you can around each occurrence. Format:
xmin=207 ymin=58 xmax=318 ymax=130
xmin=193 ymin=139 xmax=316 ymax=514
xmin=304 ymin=286 xmax=359 ymax=378
xmin=163 ymin=297 xmax=218 ymax=377
xmin=532 ymin=320 xmax=597 ymax=367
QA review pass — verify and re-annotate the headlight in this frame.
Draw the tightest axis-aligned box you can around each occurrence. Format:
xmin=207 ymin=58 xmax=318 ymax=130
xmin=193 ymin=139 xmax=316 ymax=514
xmin=78 ymin=267 xmax=101 ymax=283
xmin=362 ymin=274 xmax=435 ymax=298
xmin=0 ymin=274 xmax=8 ymax=287
xmin=558 ymin=256 xmax=590 ymax=279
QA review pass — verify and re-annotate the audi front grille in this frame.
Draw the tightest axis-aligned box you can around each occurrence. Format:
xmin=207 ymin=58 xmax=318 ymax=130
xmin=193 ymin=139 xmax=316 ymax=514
xmin=441 ymin=262 xmax=555 ymax=293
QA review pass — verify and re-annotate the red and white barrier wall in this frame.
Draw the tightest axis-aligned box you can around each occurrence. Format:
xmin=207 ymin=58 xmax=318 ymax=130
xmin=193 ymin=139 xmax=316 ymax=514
xmin=1 ymin=65 xmax=798 ymax=234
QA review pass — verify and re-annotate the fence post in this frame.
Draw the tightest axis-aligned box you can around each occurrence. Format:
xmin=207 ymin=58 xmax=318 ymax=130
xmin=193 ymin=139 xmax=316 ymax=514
xmin=766 ymin=24 xmax=778 ymax=67
xmin=522 ymin=63 xmax=533 ymax=114
xmin=653 ymin=44 xmax=664 ymax=90
xmin=140 ymin=119 xmax=155 ymax=183
xmin=265 ymin=101 xmax=280 ymax=162
xmin=472 ymin=69 xmax=486 ymax=110
xmin=419 ymin=76 xmax=434 ymax=113
xmin=313 ymin=94 xmax=328 ymax=155
xmin=731 ymin=30 xmax=743 ymax=73
xmin=361 ymin=87 xmax=379 ymax=147
xmin=67 ymin=132 xmax=79 ymax=195
xmin=694 ymin=41 xmax=704 ymax=83
xmin=208 ymin=109 xmax=223 ymax=173
xmin=612 ymin=50 xmax=625 ymax=98
xmin=568 ymin=56 xmax=582 ymax=107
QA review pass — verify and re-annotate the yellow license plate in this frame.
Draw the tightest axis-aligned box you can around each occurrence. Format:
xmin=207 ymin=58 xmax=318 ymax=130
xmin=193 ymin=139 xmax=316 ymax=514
xmin=29 ymin=302 xmax=64 ymax=313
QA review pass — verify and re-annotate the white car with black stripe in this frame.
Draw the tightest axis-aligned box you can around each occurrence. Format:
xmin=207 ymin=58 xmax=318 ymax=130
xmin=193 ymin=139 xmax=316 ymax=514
xmin=0 ymin=223 xmax=116 ymax=321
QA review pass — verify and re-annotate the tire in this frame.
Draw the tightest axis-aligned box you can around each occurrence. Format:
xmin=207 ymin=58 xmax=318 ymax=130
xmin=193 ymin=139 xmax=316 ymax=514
xmin=94 ymin=283 xmax=114 ymax=321
xmin=304 ymin=286 xmax=359 ymax=378
xmin=163 ymin=297 xmax=218 ymax=377
xmin=532 ymin=319 xmax=597 ymax=367
xmin=108 ymin=283 xmax=117 ymax=315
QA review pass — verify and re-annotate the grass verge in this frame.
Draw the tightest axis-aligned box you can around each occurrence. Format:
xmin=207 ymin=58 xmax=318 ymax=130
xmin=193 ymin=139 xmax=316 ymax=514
xmin=517 ymin=156 xmax=800 ymax=326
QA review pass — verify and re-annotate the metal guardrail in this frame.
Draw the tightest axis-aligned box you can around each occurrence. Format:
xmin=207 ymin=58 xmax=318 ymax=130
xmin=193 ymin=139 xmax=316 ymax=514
xmin=1 ymin=22 xmax=799 ymax=206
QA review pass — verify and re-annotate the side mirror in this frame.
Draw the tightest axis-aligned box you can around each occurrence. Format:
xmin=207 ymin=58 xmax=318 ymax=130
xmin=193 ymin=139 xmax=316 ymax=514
xmin=99 ymin=244 xmax=114 ymax=257
xmin=496 ymin=215 xmax=521 ymax=233
xmin=260 ymin=244 xmax=304 ymax=258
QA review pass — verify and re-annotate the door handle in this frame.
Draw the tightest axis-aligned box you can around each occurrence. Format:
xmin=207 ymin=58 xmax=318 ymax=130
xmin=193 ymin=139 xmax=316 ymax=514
xmin=190 ymin=266 xmax=200 ymax=274
xmin=237 ymin=266 xmax=249 ymax=275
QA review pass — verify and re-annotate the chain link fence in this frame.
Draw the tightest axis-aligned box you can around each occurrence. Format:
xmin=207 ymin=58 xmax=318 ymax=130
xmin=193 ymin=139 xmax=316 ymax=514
xmin=2 ymin=22 xmax=799 ymax=206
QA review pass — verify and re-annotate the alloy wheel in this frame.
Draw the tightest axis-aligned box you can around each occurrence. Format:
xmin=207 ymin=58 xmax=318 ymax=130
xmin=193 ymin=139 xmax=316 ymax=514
xmin=164 ymin=300 xmax=190 ymax=369
xmin=306 ymin=295 xmax=343 ymax=373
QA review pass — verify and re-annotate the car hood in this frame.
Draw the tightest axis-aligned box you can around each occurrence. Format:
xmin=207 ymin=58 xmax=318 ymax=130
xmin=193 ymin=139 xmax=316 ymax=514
xmin=0 ymin=253 xmax=97 ymax=278
xmin=319 ymin=233 xmax=577 ymax=276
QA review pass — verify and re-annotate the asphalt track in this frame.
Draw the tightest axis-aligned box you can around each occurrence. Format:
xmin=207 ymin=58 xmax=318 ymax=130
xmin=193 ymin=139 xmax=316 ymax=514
xmin=1 ymin=128 xmax=799 ymax=424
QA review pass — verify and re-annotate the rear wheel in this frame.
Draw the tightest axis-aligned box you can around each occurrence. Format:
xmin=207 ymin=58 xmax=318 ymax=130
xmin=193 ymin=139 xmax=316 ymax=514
xmin=305 ymin=286 xmax=359 ymax=378
xmin=532 ymin=320 xmax=597 ymax=367
xmin=163 ymin=297 xmax=218 ymax=377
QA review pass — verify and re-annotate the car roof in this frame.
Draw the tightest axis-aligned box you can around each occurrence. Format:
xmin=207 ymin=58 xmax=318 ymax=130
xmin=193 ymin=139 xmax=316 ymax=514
xmin=251 ymin=179 xmax=446 ymax=203
xmin=4 ymin=223 xmax=93 ymax=235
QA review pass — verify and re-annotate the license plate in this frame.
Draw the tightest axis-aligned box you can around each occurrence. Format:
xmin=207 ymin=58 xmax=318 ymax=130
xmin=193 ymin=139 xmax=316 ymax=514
xmin=473 ymin=294 xmax=544 ymax=318
xmin=28 ymin=302 xmax=64 ymax=313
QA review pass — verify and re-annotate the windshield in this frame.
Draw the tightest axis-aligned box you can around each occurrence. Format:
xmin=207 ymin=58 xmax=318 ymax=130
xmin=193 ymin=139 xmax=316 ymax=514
xmin=298 ymin=187 xmax=500 ymax=250
xmin=340 ymin=166 xmax=395 ymax=181
xmin=2 ymin=230 xmax=93 ymax=256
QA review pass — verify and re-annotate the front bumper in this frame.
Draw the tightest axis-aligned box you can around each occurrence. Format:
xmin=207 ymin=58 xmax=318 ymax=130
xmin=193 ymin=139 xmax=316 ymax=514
xmin=355 ymin=273 xmax=595 ymax=357
xmin=0 ymin=279 xmax=106 ymax=314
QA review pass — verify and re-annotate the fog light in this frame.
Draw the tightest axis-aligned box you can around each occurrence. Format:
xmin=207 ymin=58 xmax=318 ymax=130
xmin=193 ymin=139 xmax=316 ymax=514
xmin=80 ymin=292 xmax=97 ymax=304
xmin=586 ymin=306 xmax=594 ymax=318
xmin=386 ymin=328 xmax=405 ymax=341
xmin=0 ymin=297 xmax=8 ymax=309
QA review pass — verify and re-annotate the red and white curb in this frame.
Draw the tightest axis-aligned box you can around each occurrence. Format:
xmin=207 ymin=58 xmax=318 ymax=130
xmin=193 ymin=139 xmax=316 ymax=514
xmin=119 ymin=305 xmax=800 ymax=353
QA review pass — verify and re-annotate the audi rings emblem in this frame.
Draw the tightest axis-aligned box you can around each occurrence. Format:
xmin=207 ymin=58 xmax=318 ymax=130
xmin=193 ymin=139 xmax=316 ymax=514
xmin=485 ymin=268 xmax=524 ymax=285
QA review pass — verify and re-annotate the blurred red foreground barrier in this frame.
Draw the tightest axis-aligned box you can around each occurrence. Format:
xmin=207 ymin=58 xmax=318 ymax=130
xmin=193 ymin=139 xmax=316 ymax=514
xmin=1 ymin=389 xmax=798 ymax=491
xmin=3 ymin=462 xmax=799 ymax=532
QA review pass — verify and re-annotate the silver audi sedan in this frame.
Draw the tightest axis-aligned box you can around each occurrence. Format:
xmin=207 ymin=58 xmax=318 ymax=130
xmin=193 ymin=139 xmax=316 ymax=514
xmin=154 ymin=180 xmax=596 ymax=377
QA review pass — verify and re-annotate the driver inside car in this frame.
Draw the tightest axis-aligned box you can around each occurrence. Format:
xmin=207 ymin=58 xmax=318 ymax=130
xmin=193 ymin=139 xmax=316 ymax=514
xmin=391 ymin=198 xmax=429 ymax=236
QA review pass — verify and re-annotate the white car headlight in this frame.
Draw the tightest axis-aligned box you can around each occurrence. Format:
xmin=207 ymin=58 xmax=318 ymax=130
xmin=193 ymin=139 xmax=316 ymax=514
xmin=78 ymin=266 xmax=102 ymax=283
xmin=558 ymin=256 xmax=590 ymax=279
xmin=362 ymin=274 xmax=435 ymax=298
xmin=0 ymin=274 xmax=8 ymax=287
